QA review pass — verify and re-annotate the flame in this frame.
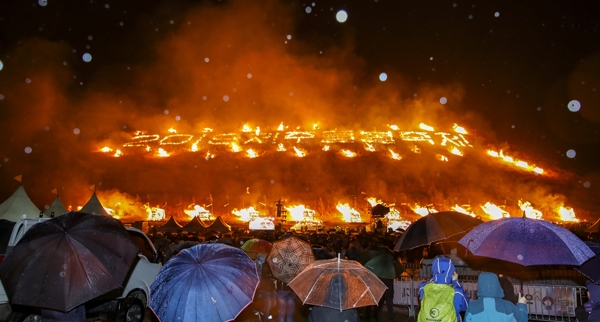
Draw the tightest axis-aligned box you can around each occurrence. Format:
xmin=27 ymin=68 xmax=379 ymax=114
xmin=453 ymin=124 xmax=468 ymax=134
xmin=365 ymin=143 xmax=375 ymax=152
xmin=336 ymin=203 xmax=363 ymax=222
xmin=451 ymin=204 xmax=476 ymax=217
xmin=518 ymin=200 xmax=543 ymax=219
xmin=277 ymin=143 xmax=286 ymax=152
xmin=232 ymin=206 xmax=259 ymax=222
xmin=293 ymin=146 xmax=306 ymax=157
xmin=410 ymin=203 xmax=437 ymax=216
xmin=388 ymin=124 xmax=400 ymax=130
xmin=145 ymin=204 xmax=166 ymax=221
xmin=411 ymin=146 xmax=421 ymax=154
xmin=168 ymin=128 xmax=177 ymax=133
xmin=277 ymin=123 xmax=284 ymax=131
xmin=436 ymin=154 xmax=449 ymax=162
xmin=366 ymin=197 xmax=380 ymax=207
xmin=389 ymin=149 xmax=402 ymax=160
xmin=313 ymin=123 xmax=319 ymax=130
xmin=255 ymin=127 xmax=261 ymax=136
xmin=205 ymin=151 xmax=214 ymax=160
xmin=242 ymin=124 xmax=252 ymax=132
xmin=184 ymin=205 xmax=212 ymax=220
xmin=246 ymin=149 xmax=258 ymax=158
xmin=341 ymin=149 xmax=356 ymax=158
xmin=231 ymin=142 xmax=241 ymax=152
xmin=285 ymin=204 xmax=316 ymax=222
xmin=487 ymin=149 xmax=545 ymax=175
xmin=191 ymin=141 xmax=199 ymax=152
xmin=480 ymin=202 xmax=509 ymax=220
xmin=322 ymin=145 xmax=330 ymax=151
xmin=557 ymin=206 xmax=579 ymax=222
xmin=100 ymin=146 xmax=112 ymax=153
xmin=450 ymin=147 xmax=463 ymax=156
xmin=114 ymin=149 xmax=123 ymax=157
xmin=419 ymin=123 xmax=434 ymax=131
xmin=156 ymin=148 xmax=170 ymax=157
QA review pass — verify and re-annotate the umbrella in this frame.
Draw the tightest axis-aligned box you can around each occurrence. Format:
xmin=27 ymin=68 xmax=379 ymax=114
xmin=267 ymin=236 xmax=315 ymax=284
xmin=575 ymin=241 xmax=600 ymax=284
xmin=394 ymin=211 xmax=483 ymax=251
xmin=288 ymin=257 xmax=387 ymax=311
xmin=0 ymin=212 xmax=140 ymax=312
xmin=150 ymin=243 xmax=259 ymax=322
xmin=241 ymin=238 xmax=272 ymax=257
xmin=458 ymin=217 xmax=595 ymax=266
xmin=360 ymin=246 xmax=403 ymax=279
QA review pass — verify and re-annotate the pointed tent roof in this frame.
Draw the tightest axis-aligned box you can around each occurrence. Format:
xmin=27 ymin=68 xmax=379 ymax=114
xmin=206 ymin=216 xmax=231 ymax=233
xmin=44 ymin=196 xmax=68 ymax=218
xmin=0 ymin=185 xmax=42 ymax=222
xmin=158 ymin=216 xmax=183 ymax=233
xmin=80 ymin=192 xmax=110 ymax=216
xmin=181 ymin=216 xmax=208 ymax=233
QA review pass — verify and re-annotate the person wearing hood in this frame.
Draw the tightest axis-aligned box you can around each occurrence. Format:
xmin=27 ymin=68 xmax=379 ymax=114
xmin=418 ymin=257 xmax=469 ymax=322
xmin=464 ymin=272 xmax=528 ymax=322
xmin=584 ymin=280 xmax=600 ymax=322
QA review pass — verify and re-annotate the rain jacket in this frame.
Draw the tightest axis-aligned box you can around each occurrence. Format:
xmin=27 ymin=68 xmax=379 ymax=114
xmin=419 ymin=257 xmax=469 ymax=322
xmin=464 ymin=272 xmax=527 ymax=322
xmin=586 ymin=280 xmax=600 ymax=322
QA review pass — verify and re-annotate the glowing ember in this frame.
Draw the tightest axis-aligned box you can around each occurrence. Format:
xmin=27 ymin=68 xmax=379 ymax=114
xmin=410 ymin=203 xmax=437 ymax=216
xmin=100 ymin=146 xmax=112 ymax=153
xmin=233 ymin=206 xmax=260 ymax=222
xmin=184 ymin=205 xmax=212 ymax=220
xmin=242 ymin=124 xmax=253 ymax=132
xmin=519 ymin=200 xmax=542 ymax=219
xmin=145 ymin=204 xmax=166 ymax=221
xmin=450 ymin=147 xmax=463 ymax=156
xmin=487 ymin=149 xmax=544 ymax=175
xmin=156 ymin=148 xmax=170 ymax=157
xmin=231 ymin=142 xmax=241 ymax=153
xmin=336 ymin=203 xmax=363 ymax=222
xmin=168 ymin=128 xmax=177 ymax=133
xmin=411 ymin=146 xmax=421 ymax=154
xmin=389 ymin=149 xmax=402 ymax=160
xmin=341 ymin=149 xmax=356 ymax=158
xmin=322 ymin=145 xmax=330 ymax=151
xmin=557 ymin=206 xmax=579 ymax=222
xmin=419 ymin=123 xmax=434 ymax=131
xmin=388 ymin=124 xmax=400 ymax=130
xmin=480 ymin=202 xmax=509 ymax=220
xmin=191 ymin=141 xmax=199 ymax=152
xmin=364 ymin=143 xmax=375 ymax=152
xmin=277 ymin=143 xmax=286 ymax=152
xmin=277 ymin=122 xmax=285 ymax=131
xmin=451 ymin=204 xmax=476 ymax=217
xmin=436 ymin=154 xmax=449 ymax=162
xmin=114 ymin=149 xmax=123 ymax=157
xmin=453 ymin=124 xmax=468 ymax=134
xmin=293 ymin=146 xmax=306 ymax=157
xmin=246 ymin=149 xmax=258 ymax=158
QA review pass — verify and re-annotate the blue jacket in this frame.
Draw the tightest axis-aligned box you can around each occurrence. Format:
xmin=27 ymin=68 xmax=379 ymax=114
xmin=464 ymin=272 xmax=527 ymax=322
xmin=419 ymin=257 xmax=470 ymax=322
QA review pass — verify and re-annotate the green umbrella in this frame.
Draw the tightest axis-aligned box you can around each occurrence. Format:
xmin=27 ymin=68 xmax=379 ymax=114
xmin=363 ymin=253 xmax=404 ymax=279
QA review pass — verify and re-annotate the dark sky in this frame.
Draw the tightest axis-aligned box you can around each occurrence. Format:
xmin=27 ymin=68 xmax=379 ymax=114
xmin=1 ymin=0 xmax=599 ymax=220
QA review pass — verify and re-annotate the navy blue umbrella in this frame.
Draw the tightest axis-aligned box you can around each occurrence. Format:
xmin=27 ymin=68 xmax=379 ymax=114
xmin=575 ymin=241 xmax=600 ymax=284
xmin=458 ymin=217 xmax=595 ymax=266
xmin=150 ymin=243 xmax=259 ymax=322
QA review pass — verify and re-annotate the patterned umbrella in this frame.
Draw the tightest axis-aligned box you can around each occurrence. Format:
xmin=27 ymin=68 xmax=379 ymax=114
xmin=288 ymin=257 xmax=387 ymax=310
xmin=267 ymin=236 xmax=315 ymax=284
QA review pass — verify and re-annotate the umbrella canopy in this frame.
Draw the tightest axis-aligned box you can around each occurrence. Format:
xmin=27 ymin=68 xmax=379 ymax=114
xmin=360 ymin=246 xmax=403 ymax=279
xmin=267 ymin=236 xmax=315 ymax=284
xmin=288 ymin=257 xmax=387 ymax=311
xmin=394 ymin=211 xmax=483 ymax=251
xmin=458 ymin=217 xmax=595 ymax=266
xmin=0 ymin=212 xmax=140 ymax=312
xmin=575 ymin=241 xmax=600 ymax=284
xmin=241 ymin=238 xmax=272 ymax=259
xmin=150 ymin=243 xmax=259 ymax=322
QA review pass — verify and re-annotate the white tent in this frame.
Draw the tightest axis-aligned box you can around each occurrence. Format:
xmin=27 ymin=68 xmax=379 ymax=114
xmin=80 ymin=192 xmax=110 ymax=216
xmin=0 ymin=185 xmax=42 ymax=222
xmin=43 ymin=196 xmax=69 ymax=218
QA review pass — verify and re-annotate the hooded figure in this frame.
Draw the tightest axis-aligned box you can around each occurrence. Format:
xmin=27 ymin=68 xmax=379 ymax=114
xmin=585 ymin=280 xmax=600 ymax=322
xmin=464 ymin=272 xmax=528 ymax=322
xmin=418 ymin=257 xmax=469 ymax=322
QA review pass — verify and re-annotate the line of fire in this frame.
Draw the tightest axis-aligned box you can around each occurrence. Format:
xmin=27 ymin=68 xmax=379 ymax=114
xmin=90 ymin=122 xmax=587 ymax=233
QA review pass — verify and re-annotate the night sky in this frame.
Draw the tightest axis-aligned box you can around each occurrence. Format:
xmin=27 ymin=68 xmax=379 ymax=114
xmin=1 ymin=0 xmax=599 ymax=220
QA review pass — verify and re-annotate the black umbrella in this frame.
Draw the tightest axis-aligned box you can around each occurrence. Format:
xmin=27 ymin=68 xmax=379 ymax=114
xmin=394 ymin=211 xmax=483 ymax=251
xmin=0 ymin=212 xmax=140 ymax=312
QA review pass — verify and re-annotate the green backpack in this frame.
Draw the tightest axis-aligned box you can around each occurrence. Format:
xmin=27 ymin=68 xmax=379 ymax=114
xmin=418 ymin=282 xmax=458 ymax=322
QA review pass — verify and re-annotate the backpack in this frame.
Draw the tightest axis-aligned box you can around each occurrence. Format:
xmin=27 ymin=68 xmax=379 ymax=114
xmin=418 ymin=282 xmax=458 ymax=322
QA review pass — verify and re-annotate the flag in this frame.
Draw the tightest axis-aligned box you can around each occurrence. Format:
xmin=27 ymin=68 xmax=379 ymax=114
xmin=14 ymin=175 xmax=22 ymax=182
xmin=51 ymin=188 xmax=58 ymax=195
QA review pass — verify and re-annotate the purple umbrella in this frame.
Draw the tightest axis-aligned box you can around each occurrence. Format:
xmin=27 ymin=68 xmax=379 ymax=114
xmin=458 ymin=217 xmax=595 ymax=266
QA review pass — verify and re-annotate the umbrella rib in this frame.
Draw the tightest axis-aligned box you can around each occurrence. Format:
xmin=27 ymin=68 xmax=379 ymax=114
xmin=303 ymin=268 xmax=329 ymax=304
xmin=353 ymin=287 xmax=371 ymax=308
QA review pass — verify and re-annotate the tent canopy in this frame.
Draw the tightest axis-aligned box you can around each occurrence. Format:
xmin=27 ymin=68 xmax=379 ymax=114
xmin=0 ymin=185 xmax=42 ymax=222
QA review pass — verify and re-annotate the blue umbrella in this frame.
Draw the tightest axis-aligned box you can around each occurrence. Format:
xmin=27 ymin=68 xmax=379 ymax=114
xmin=458 ymin=217 xmax=595 ymax=266
xmin=575 ymin=241 xmax=600 ymax=284
xmin=150 ymin=243 xmax=259 ymax=322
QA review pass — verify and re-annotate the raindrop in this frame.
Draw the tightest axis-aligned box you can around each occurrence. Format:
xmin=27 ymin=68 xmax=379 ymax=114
xmin=336 ymin=10 xmax=348 ymax=23
xmin=170 ymin=20 xmax=174 ymax=24
xmin=87 ymin=35 xmax=93 ymax=40
xmin=247 ymin=73 xmax=252 ymax=79
xmin=223 ymin=95 xmax=230 ymax=102
xmin=119 ymin=22 xmax=124 ymax=26
xmin=82 ymin=53 xmax=92 ymax=62
xmin=204 ymin=57 xmax=209 ymax=63
xmin=24 ymin=147 xmax=32 ymax=154
xmin=0 ymin=94 xmax=4 ymax=100
xmin=468 ymin=14 xmax=473 ymax=19
xmin=3 ymin=158 xmax=8 ymax=162
xmin=453 ymin=3 xmax=457 ymax=7
xmin=44 ymin=126 xmax=49 ymax=131
xmin=511 ymin=125 xmax=515 ymax=128
xmin=73 ymin=128 xmax=80 ymax=135
xmin=39 ymin=0 xmax=47 ymax=6
xmin=25 ymin=78 xmax=31 ymax=83
xmin=0 ymin=60 xmax=3 ymax=70
xmin=517 ymin=254 xmax=523 ymax=261
xmin=287 ymin=35 xmax=292 ymax=40
xmin=164 ymin=110 xmax=169 ymax=114
xmin=105 ymin=4 xmax=109 ymax=8
xmin=584 ymin=181 xmax=591 ymax=188
xmin=289 ymin=92 xmax=294 ymax=96
xmin=305 ymin=7 xmax=312 ymax=13
xmin=537 ymin=107 xmax=542 ymax=111
xmin=202 ymin=96 xmax=207 ymax=100
xmin=440 ymin=97 xmax=448 ymax=104
xmin=270 ymin=179 xmax=275 ymax=184
xmin=566 ymin=149 xmax=576 ymax=158
xmin=175 ymin=115 xmax=181 ymax=121
xmin=379 ymin=73 xmax=388 ymax=82
xmin=59 ymin=271 xmax=66 ymax=277
xmin=430 ymin=57 xmax=433 ymax=60
xmin=568 ymin=100 xmax=581 ymax=112
xmin=494 ymin=12 xmax=500 ymax=17
xmin=63 ymin=61 xmax=67 ymax=66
